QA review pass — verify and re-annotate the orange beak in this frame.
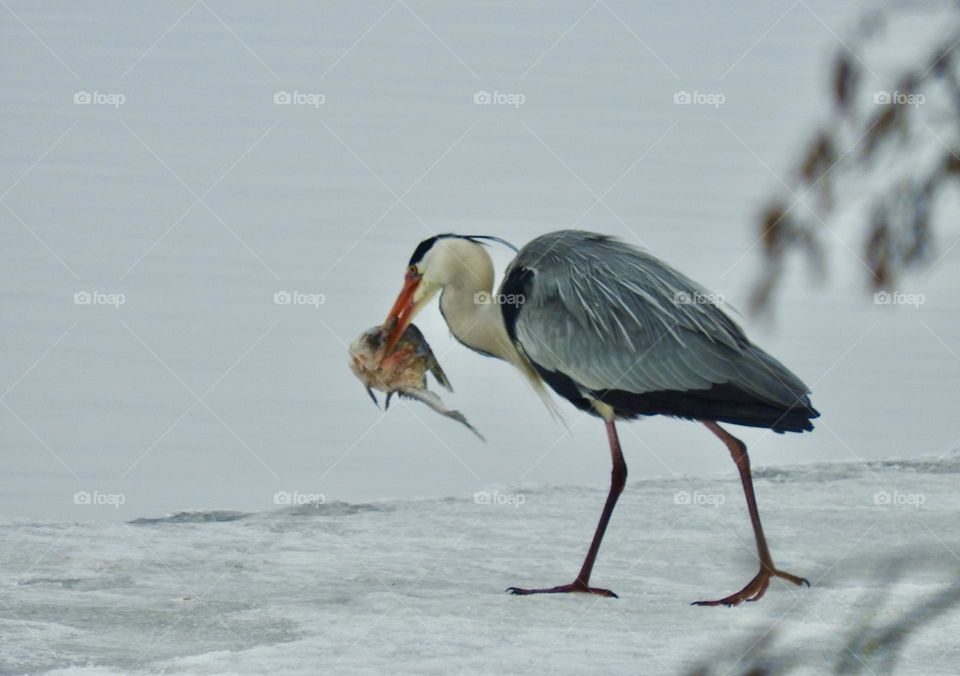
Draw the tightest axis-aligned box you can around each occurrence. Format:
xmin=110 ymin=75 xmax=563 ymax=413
xmin=384 ymin=270 xmax=422 ymax=354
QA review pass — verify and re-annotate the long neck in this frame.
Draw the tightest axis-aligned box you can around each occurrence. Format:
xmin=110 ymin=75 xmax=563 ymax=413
xmin=439 ymin=281 xmax=516 ymax=361
xmin=433 ymin=242 xmax=561 ymax=420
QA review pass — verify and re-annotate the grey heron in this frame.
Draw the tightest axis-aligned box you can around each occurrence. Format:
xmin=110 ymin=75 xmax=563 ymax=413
xmin=383 ymin=230 xmax=818 ymax=606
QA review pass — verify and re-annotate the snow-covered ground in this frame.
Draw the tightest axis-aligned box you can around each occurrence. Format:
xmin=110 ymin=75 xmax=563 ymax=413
xmin=3 ymin=456 xmax=960 ymax=674
xmin=2 ymin=0 xmax=960 ymax=673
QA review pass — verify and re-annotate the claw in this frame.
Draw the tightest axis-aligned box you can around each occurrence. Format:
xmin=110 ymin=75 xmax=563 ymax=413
xmin=693 ymin=567 xmax=809 ymax=607
xmin=507 ymin=582 xmax=619 ymax=598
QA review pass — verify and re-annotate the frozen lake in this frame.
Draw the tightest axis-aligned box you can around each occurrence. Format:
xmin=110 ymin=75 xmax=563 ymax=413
xmin=1 ymin=0 xmax=959 ymax=673
xmin=3 ymin=457 xmax=960 ymax=674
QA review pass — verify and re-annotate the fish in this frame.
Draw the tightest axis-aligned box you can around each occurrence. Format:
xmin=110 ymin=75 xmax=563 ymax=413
xmin=348 ymin=320 xmax=485 ymax=441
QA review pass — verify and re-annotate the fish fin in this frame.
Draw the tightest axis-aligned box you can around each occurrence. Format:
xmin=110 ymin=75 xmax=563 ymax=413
xmin=446 ymin=410 xmax=485 ymax=442
xmin=461 ymin=419 xmax=486 ymax=442
xmin=401 ymin=324 xmax=454 ymax=392
xmin=398 ymin=389 xmax=485 ymax=442
xmin=429 ymin=361 xmax=454 ymax=392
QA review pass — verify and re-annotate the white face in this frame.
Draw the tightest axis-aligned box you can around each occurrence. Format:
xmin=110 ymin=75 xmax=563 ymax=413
xmin=414 ymin=237 xmax=491 ymax=295
xmin=404 ymin=241 xmax=456 ymax=310
xmin=412 ymin=273 xmax=440 ymax=304
xmin=411 ymin=240 xmax=452 ymax=300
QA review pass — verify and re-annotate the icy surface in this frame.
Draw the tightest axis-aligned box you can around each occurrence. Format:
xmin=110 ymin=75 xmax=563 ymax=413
xmin=3 ymin=457 xmax=960 ymax=674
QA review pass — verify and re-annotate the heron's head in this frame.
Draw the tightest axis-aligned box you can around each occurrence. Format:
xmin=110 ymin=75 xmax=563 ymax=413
xmin=383 ymin=234 xmax=515 ymax=352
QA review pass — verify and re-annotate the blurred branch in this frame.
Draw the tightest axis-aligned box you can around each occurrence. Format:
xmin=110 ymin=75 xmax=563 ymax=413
xmin=751 ymin=2 xmax=960 ymax=315
xmin=689 ymin=555 xmax=960 ymax=675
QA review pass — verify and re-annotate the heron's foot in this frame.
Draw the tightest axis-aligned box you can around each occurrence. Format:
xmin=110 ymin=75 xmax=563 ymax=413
xmin=692 ymin=566 xmax=809 ymax=607
xmin=507 ymin=581 xmax=618 ymax=598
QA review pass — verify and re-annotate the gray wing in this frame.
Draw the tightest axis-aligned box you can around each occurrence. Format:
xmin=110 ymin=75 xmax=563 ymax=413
xmin=498 ymin=230 xmax=813 ymax=412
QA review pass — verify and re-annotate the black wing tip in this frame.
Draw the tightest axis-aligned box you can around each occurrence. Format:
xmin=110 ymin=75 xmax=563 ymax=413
xmin=713 ymin=399 xmax=820 ymax=434
xmin=533 ymin=370 xmax=823 ymax=434
xmin=771 ymin=401 xmax=819 ymax=433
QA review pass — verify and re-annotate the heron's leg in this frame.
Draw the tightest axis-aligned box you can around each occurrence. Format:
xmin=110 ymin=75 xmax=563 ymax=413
xmin=508 ymin=419 xmax=626 ymax=598
xmin=693 ymin=421 xmax=809 ymax=607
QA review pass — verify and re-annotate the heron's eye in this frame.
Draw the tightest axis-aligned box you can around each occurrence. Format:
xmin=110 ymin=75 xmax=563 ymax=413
xmin=407 ymin=265 xmax=418 ymax=275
